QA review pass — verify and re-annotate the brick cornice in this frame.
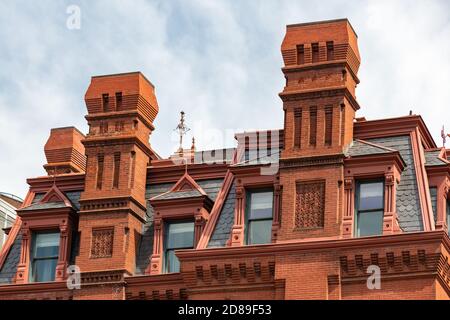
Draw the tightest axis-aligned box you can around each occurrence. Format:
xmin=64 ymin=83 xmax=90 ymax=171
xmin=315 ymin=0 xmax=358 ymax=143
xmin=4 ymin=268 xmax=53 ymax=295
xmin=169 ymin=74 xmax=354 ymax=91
xmin=279 ymin=86 xmax=360 ymax=111
xmin=281 ymin=59 xmax=360 ymax=84
xmin=280 ymin=153 xmax=345 ymax=169
xmin=354 ymin=115 xmax=437 ymax=149
xmin=0 ymin=281 xmax=71 ymax=295
xmin=176 ymin=231 xmax=450 ymax=261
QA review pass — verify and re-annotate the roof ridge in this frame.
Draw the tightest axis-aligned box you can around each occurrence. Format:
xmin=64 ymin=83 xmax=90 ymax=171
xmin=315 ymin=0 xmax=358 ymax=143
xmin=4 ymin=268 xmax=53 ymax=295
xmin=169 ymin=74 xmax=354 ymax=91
xmin=355 ymin=139 xmax=397 ymax=153
xmin=234 ymin=150 xmax=281 ymax=166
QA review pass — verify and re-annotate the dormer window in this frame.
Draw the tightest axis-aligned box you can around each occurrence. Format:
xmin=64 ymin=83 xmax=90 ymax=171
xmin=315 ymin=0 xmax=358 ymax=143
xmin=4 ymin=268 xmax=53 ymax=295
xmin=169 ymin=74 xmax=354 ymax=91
xmin=164 ymin=221 xmax=194 ymax=273
xmin=148 ymin=172 xmax=212 ymax=274
xmin=245 ymin=189 xmax=273 ymax=245
xmin=30 ymin=232 xmax=60 ymax=283
xmin=355 ymin=181 xmax=384 ymax=237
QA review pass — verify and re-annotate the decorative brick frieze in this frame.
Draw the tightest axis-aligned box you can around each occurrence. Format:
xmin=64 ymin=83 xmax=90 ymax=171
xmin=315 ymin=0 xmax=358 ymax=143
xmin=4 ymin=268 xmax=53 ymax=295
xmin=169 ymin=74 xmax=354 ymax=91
xmin=80 ymin=270 xmax=127 ymax=285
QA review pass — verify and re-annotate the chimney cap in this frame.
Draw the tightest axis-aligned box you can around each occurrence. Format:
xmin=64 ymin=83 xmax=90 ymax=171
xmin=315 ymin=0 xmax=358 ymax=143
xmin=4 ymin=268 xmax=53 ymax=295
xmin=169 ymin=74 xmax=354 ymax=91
xmin=286 ymin=18 xmax=358 ymax=38
xmin=91 ymin=71 xmax=155 ymax=89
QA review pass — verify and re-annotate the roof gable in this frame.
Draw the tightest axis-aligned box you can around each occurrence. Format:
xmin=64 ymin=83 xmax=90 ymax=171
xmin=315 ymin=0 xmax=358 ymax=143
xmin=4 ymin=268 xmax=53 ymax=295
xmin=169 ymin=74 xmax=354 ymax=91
xmin=20 ymin=184 xmax=73 ymax=212
xmin=150 ymin=172 xmax=208 ymax=201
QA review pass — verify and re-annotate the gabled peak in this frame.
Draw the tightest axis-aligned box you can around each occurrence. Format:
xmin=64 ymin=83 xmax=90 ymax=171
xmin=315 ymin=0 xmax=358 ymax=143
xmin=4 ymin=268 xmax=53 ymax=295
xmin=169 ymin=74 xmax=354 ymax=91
xmin=170 ymin=172 xmax=206 ymax=195
xmin=40 ymin=184 xmax=72 ymax=207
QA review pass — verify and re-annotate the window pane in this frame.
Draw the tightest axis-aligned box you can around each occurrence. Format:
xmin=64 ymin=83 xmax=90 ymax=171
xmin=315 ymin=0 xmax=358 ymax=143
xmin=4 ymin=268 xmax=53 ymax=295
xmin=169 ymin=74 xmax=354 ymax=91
xmin=166 ymin=221 xmax=194 ymax=249
xmin=356 ymin=211 xmax=383 ymax=237
xmin=359 ymin=182 xmax=384 ymax=211
xmin=33 ymin=233 xmax=60 ymax=258
xmin=248 ymin=220 xmax=272 ymax=245
xmin=165 ymin=249 xmax=180 ymax=273
xmin=249 ymin=191 xmax=273 ymax=220
xmin=32 ymin=258 xmax=58 ymax=282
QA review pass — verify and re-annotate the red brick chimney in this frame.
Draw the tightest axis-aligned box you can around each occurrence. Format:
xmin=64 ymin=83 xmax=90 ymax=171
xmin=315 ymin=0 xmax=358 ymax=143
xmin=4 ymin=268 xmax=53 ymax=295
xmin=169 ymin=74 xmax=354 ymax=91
xmin=76 ymin=72 xmax=159 ymax=290
xmin=43 ymin=127 xmax=86 ymax=175
xmin=278 ymin=19 xmax=361 ymax=241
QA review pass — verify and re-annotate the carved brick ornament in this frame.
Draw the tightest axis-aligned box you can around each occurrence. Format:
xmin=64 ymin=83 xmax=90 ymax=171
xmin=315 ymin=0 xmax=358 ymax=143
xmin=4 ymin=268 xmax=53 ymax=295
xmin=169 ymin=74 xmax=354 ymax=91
xmin=91 ymin=228 xmax=114 ymax=258
xmin=295 ymin=181 xmax=325 ymax=229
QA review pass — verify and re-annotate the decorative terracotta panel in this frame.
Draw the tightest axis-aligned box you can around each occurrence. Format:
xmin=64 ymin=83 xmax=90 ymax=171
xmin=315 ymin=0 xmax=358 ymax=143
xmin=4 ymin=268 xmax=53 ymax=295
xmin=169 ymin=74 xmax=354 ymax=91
xmin=91 ymin=228 xmax=114 ymax=258
xmin=295 ymin=181 xmax=325 ymax=229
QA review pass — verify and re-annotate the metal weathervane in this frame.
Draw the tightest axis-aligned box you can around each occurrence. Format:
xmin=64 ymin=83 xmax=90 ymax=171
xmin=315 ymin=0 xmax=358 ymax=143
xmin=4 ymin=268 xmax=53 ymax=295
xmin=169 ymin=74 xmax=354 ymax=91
xmin=174 ymin=111 xmax=190 ymax=153
xmin=441 ymin=126 xmax=450 ymax=148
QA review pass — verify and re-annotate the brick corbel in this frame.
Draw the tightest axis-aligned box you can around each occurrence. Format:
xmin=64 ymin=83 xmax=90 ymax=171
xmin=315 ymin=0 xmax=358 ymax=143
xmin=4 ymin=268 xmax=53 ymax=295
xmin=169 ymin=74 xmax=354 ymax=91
xmin=55 ymin=222 xmax=72 ymax=281
xmin=342 ymin=178 xmax=354 ymax=238
xmin=442 ymin=183 xmax=450 ymax=231
xmin=148 ymin=216 xmax=163 ymax=275
xmin=230 ymin=184 xmax=245 ymax=247
xmin=271 ymin=180 xmax=282 ymax=243
xmin=15 ymin=226 xmax=31 ymax=284
xmin=382 ymin=172 xmax=401 ymax=235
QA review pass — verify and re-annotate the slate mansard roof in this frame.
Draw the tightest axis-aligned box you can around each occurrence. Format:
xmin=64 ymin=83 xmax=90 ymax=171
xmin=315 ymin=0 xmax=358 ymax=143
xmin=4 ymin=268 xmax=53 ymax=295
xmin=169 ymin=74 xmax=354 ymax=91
xmin=0 ymin=121 xmax=448 ymax=284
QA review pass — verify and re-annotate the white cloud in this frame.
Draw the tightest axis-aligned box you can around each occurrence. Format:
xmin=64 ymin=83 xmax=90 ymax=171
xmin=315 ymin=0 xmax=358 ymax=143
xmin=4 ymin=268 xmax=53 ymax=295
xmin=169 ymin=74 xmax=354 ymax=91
xmin=0 ymin=0 xmax=448 ymax=198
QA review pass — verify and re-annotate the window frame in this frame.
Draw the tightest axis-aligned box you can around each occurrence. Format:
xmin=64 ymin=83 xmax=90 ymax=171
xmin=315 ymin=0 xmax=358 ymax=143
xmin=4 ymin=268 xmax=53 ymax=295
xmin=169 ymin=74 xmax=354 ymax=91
xmin=354 ymin=179 xmax=385 ymax=238
xmin=30 ymin=231 xmax=60 ymax=283
xmin=447 ymin=198 xmax=450 ymax=236
xmin=244 ymin=188 xmax=274 ymax=245
xmin=163 ymin=220 xmax=195 ymax=274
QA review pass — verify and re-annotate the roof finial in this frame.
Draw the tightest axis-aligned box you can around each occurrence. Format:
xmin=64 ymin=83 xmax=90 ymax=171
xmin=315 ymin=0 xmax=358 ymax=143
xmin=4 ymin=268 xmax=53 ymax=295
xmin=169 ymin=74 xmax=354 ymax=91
xmin=174 ymin=111 xmax=190 ymax=155
xmin=191 ymin=137 xmax=196 ymax=152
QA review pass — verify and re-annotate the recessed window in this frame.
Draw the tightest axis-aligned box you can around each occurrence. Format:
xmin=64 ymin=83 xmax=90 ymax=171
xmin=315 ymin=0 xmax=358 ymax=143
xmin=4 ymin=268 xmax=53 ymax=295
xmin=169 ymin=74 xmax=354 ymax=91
xmin=96 ymin=154 xmax=104 ymax=190
xmin=164 ymin=221 xmax=194 ymax=273
xmin=312 ymin=43 xmax=319 ymax=63
xmin=324 ymin=106 xmax=333 ymax=146
xmin=309 ymin=106 xmax=317 ymax=146
xmin=102 ymin=94 xmax=110 ymax=112
xmin=297 ymin=44 xmax=305 ymax=65
xmin=355 ymin=181 xmax=384 ymax=237
xmin=30 ymin=232 xmax=60 ymax=283
xmin=113 ymin=152 xmax=120 ymax=189
xmin=326 ymin=41 xmax=334 ymax=61
xmin=294 ymin=108 xmax=302 ymax=148
xmin=245 ymin=190 xmax=273 ymax=245
xmin=115 ymin=92 xmax=123 ymax=110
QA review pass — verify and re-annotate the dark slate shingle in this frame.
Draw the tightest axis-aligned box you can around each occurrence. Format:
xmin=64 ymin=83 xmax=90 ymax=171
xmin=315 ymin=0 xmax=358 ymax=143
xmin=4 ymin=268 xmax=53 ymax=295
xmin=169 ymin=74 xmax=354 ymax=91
xmin=65 ymin=191 xmax=81 ymax=211
xmin=367 ymin=136 xmax=423 ymax=232
xmin=152 ymin=189 xmax=204 ymax=201
xmin=0 ymin=233 xmax=22 ymax=284
xmin=20 ymin=202 xmax=69 ymax=211
xmin=346 ymin=140 xmax=394 ymax=157
xmin=430 ymin=187 xmax=437 ymax=224
xmin=208 ymin=182 xmax=236 ymax=248
xmin=425 ymin=150 xmax=447 ymax=167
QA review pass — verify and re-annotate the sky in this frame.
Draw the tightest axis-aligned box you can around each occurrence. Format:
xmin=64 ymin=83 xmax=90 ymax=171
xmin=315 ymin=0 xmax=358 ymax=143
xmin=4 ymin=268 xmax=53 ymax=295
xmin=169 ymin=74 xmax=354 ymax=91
xmin=0 ymin=0 xmax=449 ymax=199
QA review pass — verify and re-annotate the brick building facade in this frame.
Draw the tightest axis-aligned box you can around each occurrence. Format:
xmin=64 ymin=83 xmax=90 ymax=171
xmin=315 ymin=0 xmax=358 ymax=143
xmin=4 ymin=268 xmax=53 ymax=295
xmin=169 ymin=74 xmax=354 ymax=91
xmin=0 ymin=18 xmax=449 ymax=300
